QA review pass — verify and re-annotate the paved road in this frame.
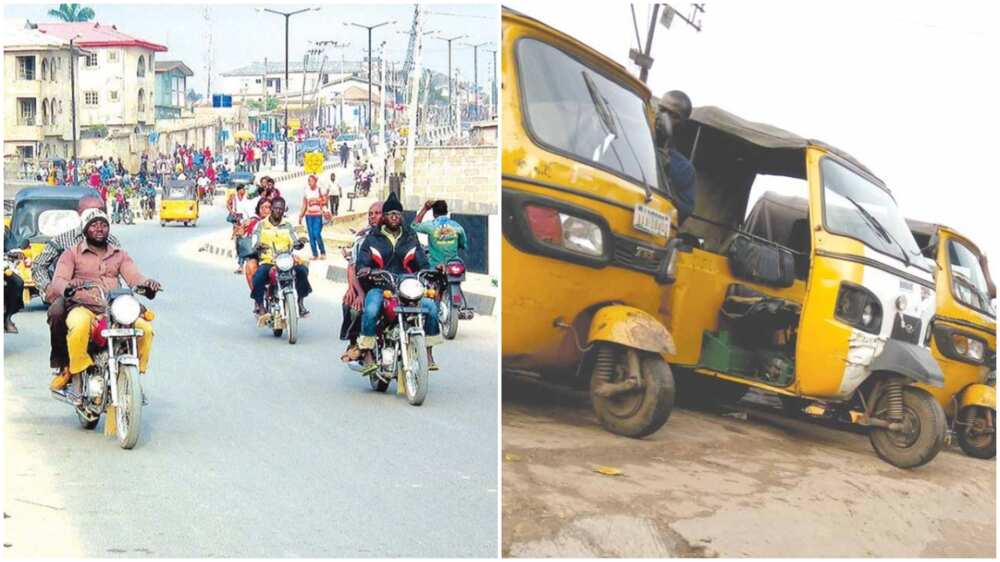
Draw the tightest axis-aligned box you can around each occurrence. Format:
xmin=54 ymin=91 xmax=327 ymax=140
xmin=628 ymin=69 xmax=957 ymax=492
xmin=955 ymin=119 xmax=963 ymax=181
xmin=4 ymin=187 xmax=498 ymax=557
xmin=502 ymin=376 xmax=995 ymax=558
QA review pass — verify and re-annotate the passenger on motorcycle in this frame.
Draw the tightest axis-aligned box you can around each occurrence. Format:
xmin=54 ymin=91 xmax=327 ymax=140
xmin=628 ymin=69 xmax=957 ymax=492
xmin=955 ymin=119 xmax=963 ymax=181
xmin=412 ymin=199 xmax=468 ymax=269
xmin=340 ymin=201 xmax=383 ymax=362
xmin=356 ymin=193 xmax=441 ymax=372
xmin=46 ymin=209 xmax=161 ymax=391
xmin=249 ymin=197 xmax=313 ymax=321
xmin=4 ymin=227 xmax=24 ymax=333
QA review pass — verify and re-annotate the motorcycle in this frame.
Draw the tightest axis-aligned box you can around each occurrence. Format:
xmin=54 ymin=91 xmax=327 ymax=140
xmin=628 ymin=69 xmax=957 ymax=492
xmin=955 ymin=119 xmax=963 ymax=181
xmin=432 ymin=258 xmax=475 ymax=340
xmin=51 ymin=282 xmax=159 ymax=449
xmin=112 ymin=198 xmax=134 ymax=225
xmin=141 ymin=192 xmax=156 ymax=220
xmin=259 ymin=244 xmax=303 ymax=344
xmin=348 ymin=269 xmax=435 ymax=406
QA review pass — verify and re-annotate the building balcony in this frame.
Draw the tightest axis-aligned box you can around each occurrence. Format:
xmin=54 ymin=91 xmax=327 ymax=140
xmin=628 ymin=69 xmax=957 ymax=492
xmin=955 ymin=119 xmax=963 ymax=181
xmin=6 ymin=124 xmax=44 ymax=142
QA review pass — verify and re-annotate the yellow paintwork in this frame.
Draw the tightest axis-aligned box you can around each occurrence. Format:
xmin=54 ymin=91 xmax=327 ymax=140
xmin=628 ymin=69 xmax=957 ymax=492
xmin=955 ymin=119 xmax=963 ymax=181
xmin=915 ymin=226 xmax=996 ymax=417
xmin=668 ymin=145 xmax=890 ymax=402
xmin=588 ymin=305 xmax=676 ymax=354
xmin=159 ymin=200 xmax=199 ymax=223
xmin=501 ymin=10 xmax=677 ymax=372
xmin=959 ymin=383 xmax=995 ymax=411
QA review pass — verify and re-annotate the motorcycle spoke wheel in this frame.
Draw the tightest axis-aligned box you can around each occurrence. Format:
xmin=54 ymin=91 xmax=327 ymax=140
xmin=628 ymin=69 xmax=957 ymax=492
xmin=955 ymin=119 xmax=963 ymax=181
xmin=115 ymin=365 xmax=143 ymax=449
xmin=285 ymin=293 xmax=298 ymax=345
xmin=404 ymin=335 xmax=429 ymax=406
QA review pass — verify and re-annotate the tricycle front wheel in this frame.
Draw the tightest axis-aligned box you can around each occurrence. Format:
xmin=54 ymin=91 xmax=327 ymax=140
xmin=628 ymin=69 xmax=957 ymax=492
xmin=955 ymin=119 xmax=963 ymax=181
xmin=869 ymin=385 xmax=946 ymax=469
xmin=589 ymin=343 xmax=674 ymax=438
xmin=956 ymin=406 xmax=996 ymax=459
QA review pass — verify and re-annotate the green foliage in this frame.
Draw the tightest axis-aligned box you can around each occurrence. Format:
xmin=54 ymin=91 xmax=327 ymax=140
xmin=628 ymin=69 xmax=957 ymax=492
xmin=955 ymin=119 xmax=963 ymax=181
xmin=185 ymin=89 xmax=203 ymax=104
xmin=47 ymin=3 xmax=95 ymax=22
xmin=248 ymin=96 xmax=280 ymax=112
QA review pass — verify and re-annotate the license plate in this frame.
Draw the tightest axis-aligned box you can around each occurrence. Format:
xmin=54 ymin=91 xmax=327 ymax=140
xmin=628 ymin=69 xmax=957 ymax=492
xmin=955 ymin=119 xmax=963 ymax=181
xmin=101 ymin=328 xmax=142 ymax=337
xmin=633 ymin=204 xmax=670 ymax=237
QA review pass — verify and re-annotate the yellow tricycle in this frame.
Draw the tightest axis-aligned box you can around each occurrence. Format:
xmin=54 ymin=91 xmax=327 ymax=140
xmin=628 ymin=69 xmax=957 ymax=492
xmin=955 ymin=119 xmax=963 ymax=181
xmin=908 ymin=220 xmax=996 ymax=458
xmin=501 ymin=8 xmax=684 ymax=437
xmin=664 ymin=106 xmax=947 ymax=468
xmin=159 ymin=179 xmax=199 ymax=227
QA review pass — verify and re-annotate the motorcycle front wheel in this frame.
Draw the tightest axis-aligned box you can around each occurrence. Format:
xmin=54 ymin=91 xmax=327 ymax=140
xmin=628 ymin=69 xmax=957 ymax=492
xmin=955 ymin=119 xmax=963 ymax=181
xmin=403 ymin=334 xmax=429 ymax=406
xmin=284 ymin=292 xmax=298 ymax=345
xmin=115 ymin=364 xmax=143 ymax=449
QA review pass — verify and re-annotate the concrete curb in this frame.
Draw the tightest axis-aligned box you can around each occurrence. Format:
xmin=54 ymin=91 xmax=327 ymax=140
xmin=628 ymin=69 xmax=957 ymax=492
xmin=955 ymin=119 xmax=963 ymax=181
xmin=324 ymin=264 xmax=496 ymax=316
xmin=198 ymin=240 xmax=497 ymax=316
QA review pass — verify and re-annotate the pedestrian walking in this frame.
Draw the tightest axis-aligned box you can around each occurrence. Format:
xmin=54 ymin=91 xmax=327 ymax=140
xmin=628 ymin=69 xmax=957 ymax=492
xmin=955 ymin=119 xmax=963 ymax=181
xmin=298 ymin=174 xmax=328 ymax=261
xmin=328 ymin=172 xmax=342 ymax=216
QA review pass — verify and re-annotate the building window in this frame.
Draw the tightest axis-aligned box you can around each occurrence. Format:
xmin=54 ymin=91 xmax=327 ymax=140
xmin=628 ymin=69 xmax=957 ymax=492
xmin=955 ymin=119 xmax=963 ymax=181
xmin=41 ymin=59 xmax=49 ymax=82
xmin=138 ymin=88 xmax=146 ymax=112
xmin=137 ymin=55 xmax=146 ymax=77
xmin=16 ymin=56 xmax=36 ymax=80
xmin=85 ymin=53 xmax=98 ymax=67
xmin=255 ymin=78 xmax=262 ymax=84
xmin=42 ymin=99 xmax=49 ymax=126
xmin=85 ymin=91 xmax=98 ymax=105
xmin=109 ymin=90 xmax=119 ymax=102
xmin=17 ymin=98 xmax=37 ymax=125
xmin=108 ymin=50 xmax=118 ymax=62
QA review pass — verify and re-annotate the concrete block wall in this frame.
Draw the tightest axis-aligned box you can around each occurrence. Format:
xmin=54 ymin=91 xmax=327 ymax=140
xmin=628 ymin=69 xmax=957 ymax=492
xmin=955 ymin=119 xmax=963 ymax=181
xmin=403 ymin=146 xmax=497 ymax=215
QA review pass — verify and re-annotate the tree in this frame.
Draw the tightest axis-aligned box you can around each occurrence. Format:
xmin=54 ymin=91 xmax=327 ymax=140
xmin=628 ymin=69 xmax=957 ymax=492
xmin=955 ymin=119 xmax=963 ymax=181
xmin=47 ymin=3 xmax=96 ymax=22
xmin=248 ymin=96 xmax=280 ymax=113
xmin=186 ymin=89 xmax=203 ymax=107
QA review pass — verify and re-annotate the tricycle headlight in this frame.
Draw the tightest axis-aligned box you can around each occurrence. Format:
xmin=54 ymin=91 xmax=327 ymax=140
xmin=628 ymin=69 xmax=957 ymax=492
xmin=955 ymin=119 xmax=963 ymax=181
xmin=110 ymin=295 xmax=141 ymax=325
xmin=399 ymin=278 xmax=424 ymax=301
xmin=835 ymin=283 xmax=883 ymax=334
xmin=953 ymin=334 xmax=985 ymax=362
xmin=274 ymin=253 xmax=294 ymax=272
xmin=523 ymin=204 xmax=604 ymax=258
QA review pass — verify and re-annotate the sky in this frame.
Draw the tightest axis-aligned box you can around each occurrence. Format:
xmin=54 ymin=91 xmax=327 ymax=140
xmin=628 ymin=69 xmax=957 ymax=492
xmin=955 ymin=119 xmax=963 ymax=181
xmin=505 ymin=0 xmax=1000 ymax=265
xmin=4 ymin=1 xmax=498 ymax=96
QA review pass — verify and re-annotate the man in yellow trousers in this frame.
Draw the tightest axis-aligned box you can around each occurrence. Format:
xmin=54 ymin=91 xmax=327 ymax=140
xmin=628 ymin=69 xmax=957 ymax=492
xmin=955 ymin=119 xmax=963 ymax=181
xmin=46 ymin=209 xmax=161 ymax=390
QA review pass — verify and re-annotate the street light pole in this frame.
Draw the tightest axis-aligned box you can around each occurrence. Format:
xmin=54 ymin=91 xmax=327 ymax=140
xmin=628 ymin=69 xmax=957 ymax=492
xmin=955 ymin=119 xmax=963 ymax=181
xmin=259 ymin=6 xmax=319 ymax=172
xmin=461 ymin=41 xmax=490 ymax=121
xmin=346 ymin=20 xmax=394 ymax=134
xmin=69 ymin=36 xmax=80 ymax=184
xmin=435 ymin=35 xmax=466 ymax=132
xmin=487 ymin=49 xmax=497 ymax=118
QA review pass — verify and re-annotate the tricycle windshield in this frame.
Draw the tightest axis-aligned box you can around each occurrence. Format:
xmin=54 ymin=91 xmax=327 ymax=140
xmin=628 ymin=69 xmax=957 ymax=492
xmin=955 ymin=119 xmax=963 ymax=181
xmin=821 ymin=158 xmax=923 ymax=266
xmin=516 ymin=38 xmax=661 ymax=194
xmin=948 ymin=239 xmax=994 ymax=315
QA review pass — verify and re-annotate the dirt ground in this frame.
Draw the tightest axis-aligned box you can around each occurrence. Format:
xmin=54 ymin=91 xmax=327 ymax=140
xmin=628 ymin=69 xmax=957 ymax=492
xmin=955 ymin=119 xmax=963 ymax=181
xmin=502 ymin=375 xmax=996 ymax=558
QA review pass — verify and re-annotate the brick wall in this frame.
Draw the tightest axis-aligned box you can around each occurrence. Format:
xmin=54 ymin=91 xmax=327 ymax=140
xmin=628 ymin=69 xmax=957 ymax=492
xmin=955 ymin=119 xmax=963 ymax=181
xmin=403 ymin=146 xmax=497 ymax=215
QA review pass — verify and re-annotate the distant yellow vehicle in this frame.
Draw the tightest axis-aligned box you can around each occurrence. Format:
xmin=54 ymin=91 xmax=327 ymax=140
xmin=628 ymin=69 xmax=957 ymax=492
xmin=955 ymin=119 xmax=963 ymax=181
xmin=159 ymin=180 xmax=199 ymax=227
xmin=4 ymin=186 xmax=97 ymax=304
xmin=501 ymin=8 xmax=681 ymax=438
xmin=908 ymin=220 xmax=996 ymax=458
xmin=662 ymin=107 xmax=946 ymax=468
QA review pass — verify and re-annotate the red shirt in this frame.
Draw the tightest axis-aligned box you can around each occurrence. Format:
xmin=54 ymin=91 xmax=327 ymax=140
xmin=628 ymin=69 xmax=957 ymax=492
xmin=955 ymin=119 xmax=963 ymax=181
xmin=206 ymin=166 xmax=216 ymax=182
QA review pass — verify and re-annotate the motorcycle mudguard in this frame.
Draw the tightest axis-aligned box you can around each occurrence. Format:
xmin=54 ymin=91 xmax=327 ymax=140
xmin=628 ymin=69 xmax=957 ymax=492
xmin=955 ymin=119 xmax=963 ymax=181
xmin=117 ymin=356 xmax=139 ymax=367
xmin=587 ymin=305 xmax=676 ymax=355
xmin=959 ymin=383 xmax=996 ymax=411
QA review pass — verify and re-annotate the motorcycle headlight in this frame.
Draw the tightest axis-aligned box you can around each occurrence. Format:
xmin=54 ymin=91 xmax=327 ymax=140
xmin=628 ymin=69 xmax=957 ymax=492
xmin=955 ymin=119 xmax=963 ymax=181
xmin=274 ymin=253 xmax=294 ymax=272
xmin=110 ymin=295 xmax=141 ymax=325
xmin=399 ymin=278 xmax=424 ymax=301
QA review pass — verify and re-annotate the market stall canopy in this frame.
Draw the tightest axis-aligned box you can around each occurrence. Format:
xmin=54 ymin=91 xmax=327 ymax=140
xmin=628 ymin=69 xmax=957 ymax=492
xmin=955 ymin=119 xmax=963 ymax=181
xmin=234 ymin=130 xmax=256 ymax=141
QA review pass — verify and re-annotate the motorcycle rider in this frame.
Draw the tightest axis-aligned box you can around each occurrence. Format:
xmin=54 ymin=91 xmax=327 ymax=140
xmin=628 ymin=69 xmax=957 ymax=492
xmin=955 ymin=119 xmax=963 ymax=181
xmin=412 ymin=199 xmax=468 ymax=269
xmin=33 ymin=196 xmax=122 ymax=381
xmin=46 ymin=209 xmax=161 ymax=391
xmin=4 ymin=228 xmax=24 ymax=333
xmin=340 ymin=201 xmax=383 ymax=362
xmin=249 ymin=197 xmax=313 ymax=323
xmin=356 ymin=193 xmax=441 ymax=372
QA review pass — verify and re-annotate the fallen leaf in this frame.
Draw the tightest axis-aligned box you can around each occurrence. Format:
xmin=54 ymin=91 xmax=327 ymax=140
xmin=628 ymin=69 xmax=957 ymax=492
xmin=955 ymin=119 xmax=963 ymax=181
xmin=593 ymin=466 xmax=624 ymax=476
xmin=504 ymin=453 xmax=523 ymax=462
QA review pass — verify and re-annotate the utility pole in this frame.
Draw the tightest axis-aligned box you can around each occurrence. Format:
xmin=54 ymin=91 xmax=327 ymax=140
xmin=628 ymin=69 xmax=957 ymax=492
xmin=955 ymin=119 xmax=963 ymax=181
xmin=630 ymin=3 xmax=705 ymax=83
xmin=346 ymin=19 xmax=395 ymax=134
xmin=204 ymin=7 xmax=214 ymax=100
xmin=435 ymin=34 xmax=467 ymax=132
xmin=258 ymin=6 xmax=319 ymax=172
xmin=313 ymin=40 xmax=349 ymax=128
xmin=404 ymin=5 xmax=424 ymax=191
xmin=487 ymin=49 xmax=497 ymax=118
xmin=300 ymin=52 xmax=309 ymax=130
xmin=461 ymin=41 xmax=490 ymax=121
xmin=378 ymin=41 xmax=386 ymax=149
xmin=261 ymin=57 xmax=267 ymax=138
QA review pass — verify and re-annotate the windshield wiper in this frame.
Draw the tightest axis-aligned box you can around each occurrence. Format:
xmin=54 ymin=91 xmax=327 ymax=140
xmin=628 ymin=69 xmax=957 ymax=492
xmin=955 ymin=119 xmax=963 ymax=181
xmin=839 ymin=192 xmax=912 ymax=268
xmin=582 ymin=71 xmax=618 ymax=136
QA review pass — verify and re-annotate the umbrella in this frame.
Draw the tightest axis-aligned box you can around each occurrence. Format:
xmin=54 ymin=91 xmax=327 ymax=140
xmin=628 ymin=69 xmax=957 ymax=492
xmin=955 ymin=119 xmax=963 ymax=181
xmin=234 ymin=130 xmax=256 ymax=141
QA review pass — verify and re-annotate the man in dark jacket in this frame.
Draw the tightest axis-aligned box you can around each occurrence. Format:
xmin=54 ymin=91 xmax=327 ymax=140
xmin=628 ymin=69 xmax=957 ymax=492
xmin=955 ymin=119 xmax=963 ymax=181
xmin=356 ymin=193 xmax=441 ymax=371
xmin=657 ymin=90 xmax=697 ymax=224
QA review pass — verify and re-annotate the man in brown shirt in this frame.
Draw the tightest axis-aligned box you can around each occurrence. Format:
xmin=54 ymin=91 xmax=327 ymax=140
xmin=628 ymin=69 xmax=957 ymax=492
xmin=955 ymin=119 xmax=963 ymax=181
xmin=47 ymin=209 xmax=161 ymax=390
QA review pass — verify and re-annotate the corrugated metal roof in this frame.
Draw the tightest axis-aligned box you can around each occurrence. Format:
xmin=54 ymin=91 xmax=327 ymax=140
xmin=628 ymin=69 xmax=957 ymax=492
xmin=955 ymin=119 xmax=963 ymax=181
xmin=36 ymin=22 xmax=167 ymax=52
xmin=3 ymin=19 xmax=69 ymax=48
xmin=155 ymin=60 xmax=193 ymax=76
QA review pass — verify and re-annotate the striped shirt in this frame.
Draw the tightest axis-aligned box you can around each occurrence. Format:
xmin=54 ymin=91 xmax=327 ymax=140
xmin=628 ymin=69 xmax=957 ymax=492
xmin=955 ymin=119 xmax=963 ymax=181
xmin=32 ymin=228 xmax=120 ymax=298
